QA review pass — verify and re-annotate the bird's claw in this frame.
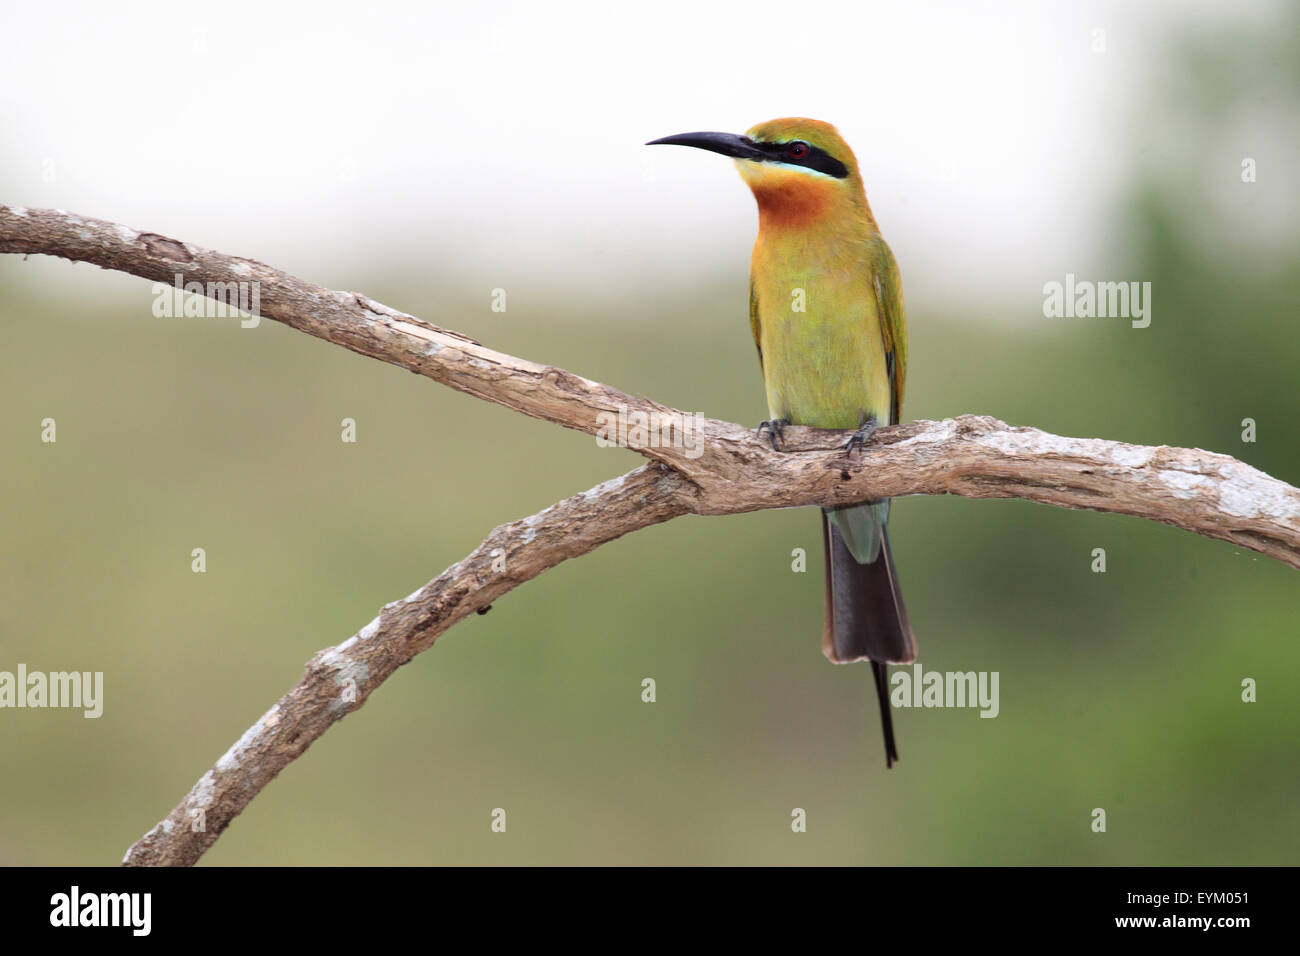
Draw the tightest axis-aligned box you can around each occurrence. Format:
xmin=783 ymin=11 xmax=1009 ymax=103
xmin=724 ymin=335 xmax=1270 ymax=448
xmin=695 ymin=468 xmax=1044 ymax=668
xmin=842 ymin=416 xmax=879 ymax=457
xmin=757 ymin=418 xmax=790 ymax=451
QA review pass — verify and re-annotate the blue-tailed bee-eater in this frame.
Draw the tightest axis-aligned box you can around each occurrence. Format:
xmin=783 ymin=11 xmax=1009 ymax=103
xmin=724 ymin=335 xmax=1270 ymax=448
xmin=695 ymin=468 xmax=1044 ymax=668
xmin=648 ymin=118 xmax=915 ymax=767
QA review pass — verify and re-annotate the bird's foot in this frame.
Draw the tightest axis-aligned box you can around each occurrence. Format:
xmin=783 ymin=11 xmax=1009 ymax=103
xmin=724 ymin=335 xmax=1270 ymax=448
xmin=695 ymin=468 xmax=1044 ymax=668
xmin=842 ymin=415 xmax=879 ymax=457
xmin=756 ymin=418 xmax=790 ymax=451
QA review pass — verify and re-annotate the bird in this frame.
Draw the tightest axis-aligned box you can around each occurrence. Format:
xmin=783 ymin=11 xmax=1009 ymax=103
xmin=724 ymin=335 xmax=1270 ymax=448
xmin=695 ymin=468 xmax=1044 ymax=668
xmin=648 ymin=118 xmax=916 ymax=767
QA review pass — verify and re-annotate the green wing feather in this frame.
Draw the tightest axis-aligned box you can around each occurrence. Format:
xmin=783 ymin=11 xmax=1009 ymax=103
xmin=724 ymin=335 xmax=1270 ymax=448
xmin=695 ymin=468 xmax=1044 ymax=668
xmin=868 ymin=236 xmax=907 ymax=425
xmin=828 ymin=237 xmax=908 ymax=565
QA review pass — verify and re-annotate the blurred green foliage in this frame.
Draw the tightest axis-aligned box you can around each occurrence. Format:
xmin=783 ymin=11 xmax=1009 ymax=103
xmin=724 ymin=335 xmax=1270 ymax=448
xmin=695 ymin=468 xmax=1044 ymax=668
xmin=1 ymin=12 xmax=1297 ymax=864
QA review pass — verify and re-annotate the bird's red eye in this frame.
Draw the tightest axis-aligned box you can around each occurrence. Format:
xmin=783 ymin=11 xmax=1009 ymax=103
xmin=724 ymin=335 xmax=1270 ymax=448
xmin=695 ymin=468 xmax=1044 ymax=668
xmin=788 ymin=141 xmax=809 ymax=159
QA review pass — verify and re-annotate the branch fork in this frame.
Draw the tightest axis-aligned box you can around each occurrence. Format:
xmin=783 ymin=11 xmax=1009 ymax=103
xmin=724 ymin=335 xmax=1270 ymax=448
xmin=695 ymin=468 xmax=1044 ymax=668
xmin=2 ymin=204 xmax=1295 ymax=865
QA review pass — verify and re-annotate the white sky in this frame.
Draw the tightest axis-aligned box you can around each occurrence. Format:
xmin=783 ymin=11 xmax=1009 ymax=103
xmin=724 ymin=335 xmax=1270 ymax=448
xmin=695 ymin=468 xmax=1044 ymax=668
xmin=0 ymin=0 xmax=1272 ymax=310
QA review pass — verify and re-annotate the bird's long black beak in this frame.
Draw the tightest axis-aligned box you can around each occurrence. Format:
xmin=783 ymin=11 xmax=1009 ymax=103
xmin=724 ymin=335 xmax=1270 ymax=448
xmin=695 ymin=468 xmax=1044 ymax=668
xmin=645 ymin=131 xmax=768 ymax=161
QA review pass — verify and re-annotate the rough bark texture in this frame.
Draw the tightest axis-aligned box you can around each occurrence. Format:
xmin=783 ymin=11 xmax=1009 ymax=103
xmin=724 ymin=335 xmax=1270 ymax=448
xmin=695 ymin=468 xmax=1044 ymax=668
xmin=120 ymin=464 xmax=689 ymax=866
xmin=2 ymin=204 xmax=1295 ymax=866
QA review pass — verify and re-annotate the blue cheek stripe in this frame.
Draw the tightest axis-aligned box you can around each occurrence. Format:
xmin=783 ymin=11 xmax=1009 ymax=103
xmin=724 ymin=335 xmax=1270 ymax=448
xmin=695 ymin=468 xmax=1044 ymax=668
xmin=767 ymin=162 xmax=839 ymax=180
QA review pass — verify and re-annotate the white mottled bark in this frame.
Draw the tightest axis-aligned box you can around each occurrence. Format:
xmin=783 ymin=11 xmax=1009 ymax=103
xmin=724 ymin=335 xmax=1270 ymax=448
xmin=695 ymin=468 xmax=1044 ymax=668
xmin=2 ymin=205 xmax=1294 ymax=866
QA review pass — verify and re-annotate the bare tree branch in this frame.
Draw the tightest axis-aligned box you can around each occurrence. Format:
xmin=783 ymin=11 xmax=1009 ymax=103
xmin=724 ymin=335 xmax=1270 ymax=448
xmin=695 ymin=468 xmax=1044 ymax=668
xmin=2 ymin=204 xmax=1296 ymax=866
xmin=120 ymin=463 xmax=689 ymax=866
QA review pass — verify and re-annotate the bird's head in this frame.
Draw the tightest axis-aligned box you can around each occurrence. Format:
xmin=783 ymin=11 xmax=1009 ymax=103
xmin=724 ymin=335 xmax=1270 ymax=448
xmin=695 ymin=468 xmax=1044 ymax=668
xmin=647 ymin=117 xmax=868 ymax=229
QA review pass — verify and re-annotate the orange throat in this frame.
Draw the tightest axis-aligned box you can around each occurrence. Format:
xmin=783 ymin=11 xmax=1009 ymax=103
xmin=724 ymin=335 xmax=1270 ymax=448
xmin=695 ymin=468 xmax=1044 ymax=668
xmin=749 ymin=177 xmax=837 ymax=231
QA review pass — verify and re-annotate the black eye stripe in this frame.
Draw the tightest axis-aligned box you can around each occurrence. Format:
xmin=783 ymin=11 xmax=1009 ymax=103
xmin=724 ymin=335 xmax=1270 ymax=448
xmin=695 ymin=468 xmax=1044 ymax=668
xmin=755 ymin=140 xmax=849 ymax=179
